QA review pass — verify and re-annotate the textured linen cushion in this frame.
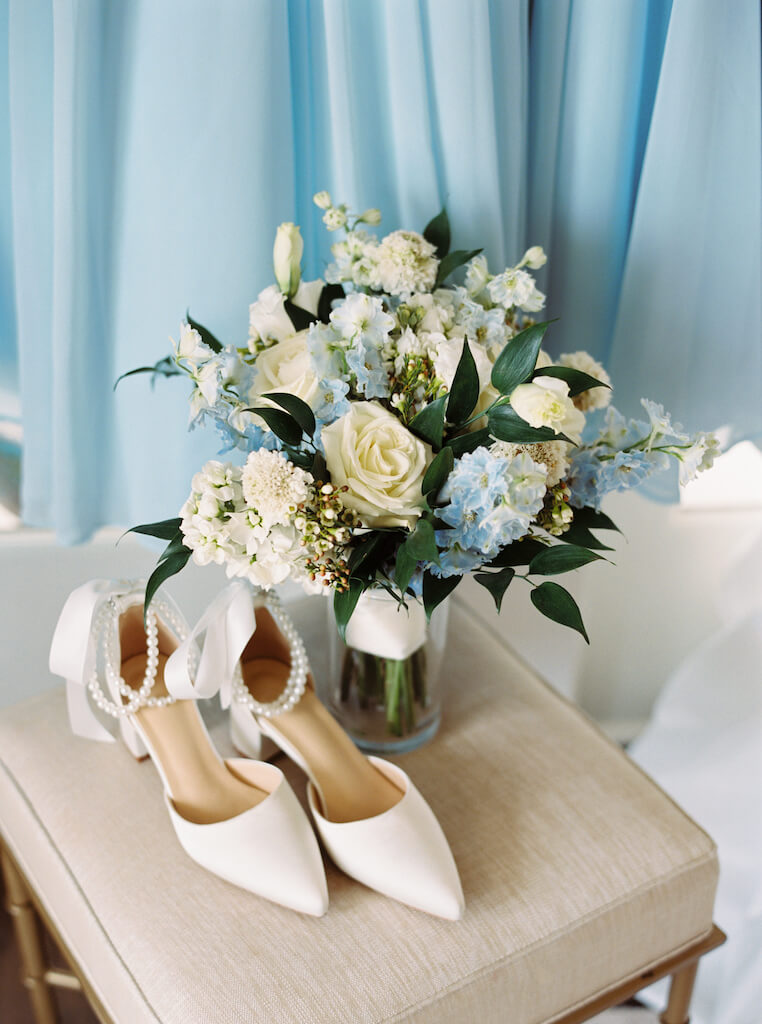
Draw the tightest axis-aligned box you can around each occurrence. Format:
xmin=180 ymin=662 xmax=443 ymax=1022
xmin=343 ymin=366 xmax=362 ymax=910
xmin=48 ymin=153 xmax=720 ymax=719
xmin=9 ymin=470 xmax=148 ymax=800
xmin=0 ymin=598 xmax=718 ymax=1024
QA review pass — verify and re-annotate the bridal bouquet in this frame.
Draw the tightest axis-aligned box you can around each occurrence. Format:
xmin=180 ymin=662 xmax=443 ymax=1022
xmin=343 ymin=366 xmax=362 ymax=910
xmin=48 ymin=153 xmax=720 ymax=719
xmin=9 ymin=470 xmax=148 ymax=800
xmin=127 ymin=192 xmax=718 ymax=651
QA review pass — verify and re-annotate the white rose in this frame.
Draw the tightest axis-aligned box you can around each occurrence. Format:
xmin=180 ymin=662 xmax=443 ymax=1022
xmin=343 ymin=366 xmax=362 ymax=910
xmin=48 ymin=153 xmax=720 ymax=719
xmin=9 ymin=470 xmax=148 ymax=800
xmin=249 ymin=279 xmax=323 ymax=347
xmin=510 ymin=377 xmax=586 ymax=444
xmin=273 ymin=222 xmax=303 ymax=297
xmin=251 ymin=331 xmax=319 ymax=409
xmin=322 ymin=402 xmax=432 ymax=529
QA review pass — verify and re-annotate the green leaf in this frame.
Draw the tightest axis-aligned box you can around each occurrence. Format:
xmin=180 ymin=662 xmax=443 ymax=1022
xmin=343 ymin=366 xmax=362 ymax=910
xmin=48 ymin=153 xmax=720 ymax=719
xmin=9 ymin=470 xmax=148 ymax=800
xmin=474 ymin=567 xmax=515 ymax=613
xmin=533 ymin=365 xmax=611 ymax=397
xmin=124 ymin=518 xmax=182 ymax=543
xmin=530 ymin=582 xmax=589 ymax=642
xmin=395 ymin=519 xmax=439 ymax=594
xmin=186 ymin=312 xmax=222 ymax=353
xmin=445 ymin=427 xmax=491 ymax=457
xmin=488 ymin=404 xmax=571 ymax=444
xmin=490 ymin=320 xmax=552 ymax=395
xmin=334 ymin=580 xmax=366 ymax=641
xmin=114 ymin=356 xmax=180 ymax=390
xmin=423 ymin=206 xmax=451 ymax=258
xmin=409 ymin=394 xmax=447 ymax=449
xmin=262 ymin=392 xmax=316 ymax=437
xmin=348 ymin=531 xmax=392 ymax=580
xmin=446 ymin=340 xmax=480 ymax=425
xmin=310 ymin=451 xmax=327 ymax=481
xmin=557 ymin=522 xmax=614 ymax=551
xmin=283 ymin=299 xmax=315 ymax=332
xmin=317 ymin=283 xmax=345 ymax=324
xmin=528 ymin=544 xmax=603 ymax=576
xmin=243 ymin=406 xmax=303 ymax=446
xmin=486 ymin=537 xmax=547 ymax=567
xmin=144 ymin=534 xmax=191 ymax=621
xmin=422 ymin=571 xmax=460 ymax=621
xmin=436 ymin=248 xmax=483 ymax=287
xmin=422 ymin=446 xmax=454 ymax=497
xmin=282 ymin=446 xmax=314 ymax=470
xmin=570 ymin=505 xmax=621 ymax=533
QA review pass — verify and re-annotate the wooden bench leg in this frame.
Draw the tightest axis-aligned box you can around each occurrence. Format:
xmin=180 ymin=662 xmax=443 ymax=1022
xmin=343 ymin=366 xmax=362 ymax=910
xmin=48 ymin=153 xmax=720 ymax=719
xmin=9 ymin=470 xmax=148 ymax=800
xmin=1 ymin=846 xmax=60 ymax=1024
xmin=660 ymin=958 xmax=700 ymax=1024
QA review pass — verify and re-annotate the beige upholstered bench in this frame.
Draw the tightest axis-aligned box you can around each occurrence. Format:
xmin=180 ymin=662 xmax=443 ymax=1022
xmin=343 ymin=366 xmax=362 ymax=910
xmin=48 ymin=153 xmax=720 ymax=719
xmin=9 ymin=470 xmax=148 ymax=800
xmin=0 ymin=598 xmax=723 ymax=1024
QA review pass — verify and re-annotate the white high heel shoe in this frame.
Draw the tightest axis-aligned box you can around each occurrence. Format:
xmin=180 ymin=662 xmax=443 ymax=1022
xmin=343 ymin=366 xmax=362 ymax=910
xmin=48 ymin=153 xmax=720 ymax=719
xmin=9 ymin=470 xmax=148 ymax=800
xmin=49 ymin=580 xmax=328 ymax=917
xmin=168 ymin=583 xmax=464 ymax=920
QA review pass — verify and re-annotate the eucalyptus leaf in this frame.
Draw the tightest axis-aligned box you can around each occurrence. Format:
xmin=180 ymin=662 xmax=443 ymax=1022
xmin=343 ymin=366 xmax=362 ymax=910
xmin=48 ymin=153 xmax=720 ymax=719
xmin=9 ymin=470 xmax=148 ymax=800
xmin=488 ymin=405 xmax=571 ymax=444
xmin=263 ymin=392 xmax=316 ymax=437
xmin=422 ymin=571 xmax=460 ymax=621
xmin=409 ymin=394 xmax=447 ymax=449
xmin=186 ymin=312 xmax=223 ymax=353
xmin=317 ymin=283 xmax=345 ymax=324
xmin=474 ymin=566 xmax=515 ymax=612
xmin=435 ymin=248 xmax=483 ymax=287
xmin=446 ymin=340 xmax=480 ymax=425
xmin=530 ymin=581 xmax=589 ymax=643
xmin=422 ymin=446 xmax=454 ymax=497
xmin=446 ymin=427 xmax=491 ymax=456
xmin=243 ymin=405 xmax=303 ymax=446
xmin=334 ymin=579 xmax=366 ymax=641
xmin=533 ymin=365 xmax=611 ymax=397
xmin=423 ymin=207 xmax=451 ymax=258
xmin=528 ymin=544 xmax=603 ymax=576
xmin=283 ymin=299 xmax=315 ymax=332
xmin=490 ymin=320 xmax=551 ymax=395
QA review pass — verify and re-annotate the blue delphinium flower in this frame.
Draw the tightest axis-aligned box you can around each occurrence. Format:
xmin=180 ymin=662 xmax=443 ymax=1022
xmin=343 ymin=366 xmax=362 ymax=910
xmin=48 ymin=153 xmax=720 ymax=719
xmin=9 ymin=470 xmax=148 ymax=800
xmin=307 ymin=322 xmax=345 ymax=379
xmin=429 ymin=537 xmax=486 ymax=578
xmin=433 ymin=448 xmax=547 ymax=571
xmin=346 ymin=340 xmax=390 ymax=399
xmin=313 ymin=378 xmax=350 ymax=425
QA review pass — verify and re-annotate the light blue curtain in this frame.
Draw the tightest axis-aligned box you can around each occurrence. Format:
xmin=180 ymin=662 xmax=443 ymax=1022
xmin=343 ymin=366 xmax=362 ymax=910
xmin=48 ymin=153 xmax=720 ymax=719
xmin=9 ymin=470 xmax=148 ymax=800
xmin=4 ymin=0 xmax=760 ymax=542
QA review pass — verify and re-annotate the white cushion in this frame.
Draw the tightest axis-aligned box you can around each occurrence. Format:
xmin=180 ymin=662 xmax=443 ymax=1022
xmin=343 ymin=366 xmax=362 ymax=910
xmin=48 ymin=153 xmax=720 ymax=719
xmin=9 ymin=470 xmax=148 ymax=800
xmin=0 ymin=598 xmax=717 ymax=1024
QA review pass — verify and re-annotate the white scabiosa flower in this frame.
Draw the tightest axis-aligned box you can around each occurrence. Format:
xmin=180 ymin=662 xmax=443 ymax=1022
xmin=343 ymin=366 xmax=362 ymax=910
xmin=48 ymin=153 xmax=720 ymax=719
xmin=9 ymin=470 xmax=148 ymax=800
xmin=559 ymin=351 xmax=612 ymax=411
xmin=510 ymin=377 xmax=586 ymax=444
xmin=371 ymin=230 xmax=439 ymax=297
xmin=240 ymin=450 xmax=313 ymax=530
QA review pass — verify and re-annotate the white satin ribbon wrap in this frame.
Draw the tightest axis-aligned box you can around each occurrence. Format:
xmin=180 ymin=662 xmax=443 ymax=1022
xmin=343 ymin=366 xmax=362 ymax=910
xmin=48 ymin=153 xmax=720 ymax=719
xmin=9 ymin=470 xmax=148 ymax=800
xmin=48 ymin=578 xmax=139 ymax=743
xmin=344 ymin=590 xmax=427 ymax=660
xmin=164 ymin=580 xmax=256 ymax=708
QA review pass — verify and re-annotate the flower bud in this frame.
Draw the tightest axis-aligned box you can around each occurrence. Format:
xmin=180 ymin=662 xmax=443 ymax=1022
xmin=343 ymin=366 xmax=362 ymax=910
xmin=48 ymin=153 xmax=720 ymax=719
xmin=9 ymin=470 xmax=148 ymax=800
xmin=273 ymin=222 xmax=303 ymax=297
xmin=358 ymin=208 xmax=382 ymax=226
xmin=313 ymin=190 xmax=332 ymax=210
xmin=521 ymin=245 xmax=547 ymax=270
xmin=323 ymin=207 xmax=347 ymax=231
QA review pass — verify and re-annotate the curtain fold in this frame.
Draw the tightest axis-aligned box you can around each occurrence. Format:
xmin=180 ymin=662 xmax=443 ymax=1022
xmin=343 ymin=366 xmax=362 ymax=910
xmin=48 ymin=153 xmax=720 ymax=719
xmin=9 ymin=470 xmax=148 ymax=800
xmin=4 ymin=0 xmax=760 ymax=541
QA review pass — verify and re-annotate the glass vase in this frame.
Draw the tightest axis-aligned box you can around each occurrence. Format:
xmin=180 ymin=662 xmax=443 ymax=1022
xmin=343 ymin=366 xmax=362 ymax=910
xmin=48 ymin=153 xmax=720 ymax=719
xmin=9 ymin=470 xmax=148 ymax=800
xmin=324 ymin=588 xmax=449 ymax=754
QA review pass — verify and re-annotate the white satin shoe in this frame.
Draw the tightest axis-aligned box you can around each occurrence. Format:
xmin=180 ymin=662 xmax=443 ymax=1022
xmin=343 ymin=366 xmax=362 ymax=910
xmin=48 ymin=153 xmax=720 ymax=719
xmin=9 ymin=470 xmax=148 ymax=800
xmin=169 ymin=582 xmax=464 ymax=920
xmin=49 ymin=580 xmax=328 ymax=917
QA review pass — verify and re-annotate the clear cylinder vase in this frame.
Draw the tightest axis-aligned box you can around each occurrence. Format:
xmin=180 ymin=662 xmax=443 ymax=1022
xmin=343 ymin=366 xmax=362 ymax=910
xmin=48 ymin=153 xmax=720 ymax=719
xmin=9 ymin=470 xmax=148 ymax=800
xmin=324 ymin=589 xmax=449 ymax=754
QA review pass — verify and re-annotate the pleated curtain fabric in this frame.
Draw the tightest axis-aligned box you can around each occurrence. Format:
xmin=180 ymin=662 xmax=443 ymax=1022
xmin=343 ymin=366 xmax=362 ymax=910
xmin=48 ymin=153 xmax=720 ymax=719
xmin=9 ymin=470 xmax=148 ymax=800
xmin=3 ymin=0 xmax=761 ymax=541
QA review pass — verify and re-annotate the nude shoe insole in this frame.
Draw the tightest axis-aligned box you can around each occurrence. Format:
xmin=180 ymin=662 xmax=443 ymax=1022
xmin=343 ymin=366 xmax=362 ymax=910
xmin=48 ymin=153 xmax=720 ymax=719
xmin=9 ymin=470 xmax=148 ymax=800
xmin=242 ymin=655 xmax=402 ymax=824
xmin=119 ymin=607 xmax=267 ymax=826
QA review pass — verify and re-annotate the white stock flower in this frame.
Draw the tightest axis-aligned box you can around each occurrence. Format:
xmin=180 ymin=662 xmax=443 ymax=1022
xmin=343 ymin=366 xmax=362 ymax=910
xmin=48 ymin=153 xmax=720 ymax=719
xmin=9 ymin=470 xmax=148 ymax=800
xmin=329 ymin=292 xmax=395 ymax=341
xmin=520 ymin=246 xmax=547 ymax=270
xmin=465 ymin=254 xmax=491 ymax=297
xmin=241 ymin=450 xmax=312 ymax=529
xmin=510 ymin=377 xmax=586 ymax=444
xmin=313 ymin=190 xmax=332 ymax=210
xmin=371 ymin=230 xmax=438 ymax=296
xmin=273 ymin=222 xmax=303 ymax=297
xmin=323 ymin=207 xmax=347 ymax=231
xmin=250 ymin=331 xmax=319 ymax=411
xmin=678 ymin=433 xmax=721 ymax=485
xmin=321 ymin=401 xmax=432 ymax=528
xmin=558 ymin=351 xmax=612 ymax=411
xmin=486 ymin=268 xmax=536 ymax=309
